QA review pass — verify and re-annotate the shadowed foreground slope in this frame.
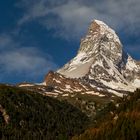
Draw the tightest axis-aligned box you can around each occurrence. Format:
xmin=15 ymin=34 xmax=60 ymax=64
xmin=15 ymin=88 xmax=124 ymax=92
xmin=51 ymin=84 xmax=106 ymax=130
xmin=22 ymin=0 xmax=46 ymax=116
xmin=72 ymin=89 xmax=140 ymax=140
xmin=0 ymin=84 xmax=89 ymax=140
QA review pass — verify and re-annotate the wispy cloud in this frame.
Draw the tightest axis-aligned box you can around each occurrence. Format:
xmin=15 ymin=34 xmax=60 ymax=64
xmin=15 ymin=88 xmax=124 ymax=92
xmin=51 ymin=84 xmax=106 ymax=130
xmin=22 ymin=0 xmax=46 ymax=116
xmin=0 ymin=34 xmax=16 ymax=50
xmin=0 ymin=34 xmax=57 ymax=83
xmin=17 ymin=0 xmax=140 ymax=39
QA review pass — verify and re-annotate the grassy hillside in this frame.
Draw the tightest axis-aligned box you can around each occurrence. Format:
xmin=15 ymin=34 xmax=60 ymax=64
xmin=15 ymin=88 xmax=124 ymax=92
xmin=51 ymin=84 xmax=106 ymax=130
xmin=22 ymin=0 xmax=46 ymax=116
xmin=0 ymin=84 xmax=89 ymax=140
xmin=72 ymin=89 xmax=140 ymax=140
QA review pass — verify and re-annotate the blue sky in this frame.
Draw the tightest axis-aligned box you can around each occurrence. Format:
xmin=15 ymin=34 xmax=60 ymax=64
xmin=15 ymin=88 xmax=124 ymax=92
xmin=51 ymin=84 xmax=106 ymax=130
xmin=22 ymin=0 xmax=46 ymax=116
xmin=0 ymin=0 xmax=140 ymax=84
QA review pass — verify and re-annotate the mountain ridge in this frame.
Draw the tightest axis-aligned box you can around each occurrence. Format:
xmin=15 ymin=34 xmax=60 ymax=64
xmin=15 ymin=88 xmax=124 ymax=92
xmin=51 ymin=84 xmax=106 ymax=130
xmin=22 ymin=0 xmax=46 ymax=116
xmin=57 ymin=20 xmax=140 ymax=94
xmin=18 ymin=20 xmax=140 ymax=110
xmin=17 ymin=19 xmax=140 ymax=123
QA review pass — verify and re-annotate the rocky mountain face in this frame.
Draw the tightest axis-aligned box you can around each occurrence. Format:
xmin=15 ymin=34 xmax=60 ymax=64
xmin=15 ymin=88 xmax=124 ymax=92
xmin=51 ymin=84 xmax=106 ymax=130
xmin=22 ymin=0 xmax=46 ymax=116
xmin=19 ymin=20 xmax=140 ymax=97
xmin=57 ymin=20 xmax=140 ymax=95
xmin=18 ymin=20 xmax=140 ymax=118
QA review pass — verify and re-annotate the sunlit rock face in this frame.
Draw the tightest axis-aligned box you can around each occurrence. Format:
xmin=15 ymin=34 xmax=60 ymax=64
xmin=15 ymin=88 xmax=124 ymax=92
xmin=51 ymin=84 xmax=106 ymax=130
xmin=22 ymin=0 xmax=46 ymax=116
xmin=57 ymin=20 xmax=140 ymax=93
xmin=19 ymin=20 xmax=140 ymax=98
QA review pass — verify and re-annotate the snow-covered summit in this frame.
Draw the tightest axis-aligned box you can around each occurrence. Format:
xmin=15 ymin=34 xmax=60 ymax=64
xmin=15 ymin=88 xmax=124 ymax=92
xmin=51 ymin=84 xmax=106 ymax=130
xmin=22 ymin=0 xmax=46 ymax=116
xmin=57 ymin=19 xmax=140 ymax=93
xmin=58 ymin=20 xmax=123 ymax=78
xmin=19 ymin=19 xmax=140 ymax=98
xmin=91 ymin=19 xmax=121 ymax=44
xmin=79 ymin=19 xmax=122 ymax=54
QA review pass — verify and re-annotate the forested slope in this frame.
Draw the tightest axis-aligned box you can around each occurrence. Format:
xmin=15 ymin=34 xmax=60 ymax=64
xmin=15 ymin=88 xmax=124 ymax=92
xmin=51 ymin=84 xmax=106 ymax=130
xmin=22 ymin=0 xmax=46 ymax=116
xmin=72 ymin=89 xmax=140 ymax=140
xmin=0 ymin=84 xmax=89 ymax=140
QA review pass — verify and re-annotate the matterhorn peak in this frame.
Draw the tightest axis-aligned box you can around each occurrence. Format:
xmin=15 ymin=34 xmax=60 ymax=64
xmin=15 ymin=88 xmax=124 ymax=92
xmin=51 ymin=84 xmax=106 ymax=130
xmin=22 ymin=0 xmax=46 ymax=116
xmin=78 ymin=19 xmax=122 ymax=57
xmin=57 ymin=19 xmax=140 ymax=94
xmin=18 ymin=19 xmax=140 ymax=103
xmin=77 ymin=19 xmax=123 ymax=67
xmin=88 ymin=19 xmax=121 ymax=44
xmin=88 ymin=19 xmax=111 ymax=33
xmin=58 ymin=20 xmax=125 ymax=78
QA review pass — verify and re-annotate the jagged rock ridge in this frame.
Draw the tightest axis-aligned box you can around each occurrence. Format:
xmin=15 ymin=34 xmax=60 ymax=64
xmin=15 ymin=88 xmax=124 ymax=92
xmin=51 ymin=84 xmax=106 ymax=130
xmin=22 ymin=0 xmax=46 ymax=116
xmin=57 ymin=20 xmax=140 ymax=95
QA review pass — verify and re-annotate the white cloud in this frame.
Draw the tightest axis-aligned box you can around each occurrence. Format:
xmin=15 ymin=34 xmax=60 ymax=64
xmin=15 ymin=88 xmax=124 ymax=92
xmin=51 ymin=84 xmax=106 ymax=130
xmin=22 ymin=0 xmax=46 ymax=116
xmin=0 ymin=35 xmax=57 ymax=82
xmin=0 ymin=48 xmax=56 ymax=73
xmin=17 ymin=0 xmax=140 ymax=39
xmin=0 ymin=34 xmax=17 ymax=50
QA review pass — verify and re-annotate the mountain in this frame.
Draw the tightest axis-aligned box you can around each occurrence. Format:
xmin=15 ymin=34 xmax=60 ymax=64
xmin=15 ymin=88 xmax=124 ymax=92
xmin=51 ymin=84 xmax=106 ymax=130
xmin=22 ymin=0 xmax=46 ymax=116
xmin=18 ymin=19 xmax=140 ymax=118
xmin=57 ymin=20 xmax=140 ymax=94
xmin=19 ymin=20 xmax=140 ymax=97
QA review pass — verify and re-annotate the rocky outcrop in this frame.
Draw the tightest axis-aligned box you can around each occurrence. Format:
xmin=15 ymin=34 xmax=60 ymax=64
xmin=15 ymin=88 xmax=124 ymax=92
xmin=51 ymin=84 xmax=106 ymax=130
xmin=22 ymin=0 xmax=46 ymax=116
xmin=0 ymin=104 xmax=10 ymax=124
xmin=44 ymin=71 xmax=93 ymax=93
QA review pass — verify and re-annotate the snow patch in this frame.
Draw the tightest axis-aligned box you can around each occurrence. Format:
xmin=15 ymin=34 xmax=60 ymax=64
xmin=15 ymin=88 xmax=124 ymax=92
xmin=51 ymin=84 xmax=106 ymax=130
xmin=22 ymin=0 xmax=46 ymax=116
xmin=132 ymin=79 xmax=140 ymax=88
xmin=86 ymin=91 xmax=105 ymax=97
xmin=45 ymin=92 xmax=59 ymax=96
xmin=74 ymin=89 xmax=82 ymax=92
xmin=53 ymin=79 xmax=61 ymax=84
xmin=37 ymin=82 xmax=46 ymax=86
xmin=101 ymin=80 xmax=135 ymax=92
xmin=86 ymin=91 xmax=99 ymax=96
xmin=70 ymin=52 xmax=87 ymax=65
xmin=107 ymin=89 xmax=123 ymax=97
xmin=19 ymin=84 xmax=34 ymax=87
xmin=54 ymin=90 xmax=63 ymax=93
xmin=65 ymin=85 xmax=71 ymax=89
xmin=58 ymin=58 xmax=94 ymax=78
xmin=126 ymin=56 xmax=139 ymax=71
xmin=62 ymin=94 xmax=69 ymax=97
